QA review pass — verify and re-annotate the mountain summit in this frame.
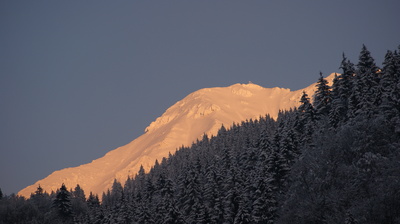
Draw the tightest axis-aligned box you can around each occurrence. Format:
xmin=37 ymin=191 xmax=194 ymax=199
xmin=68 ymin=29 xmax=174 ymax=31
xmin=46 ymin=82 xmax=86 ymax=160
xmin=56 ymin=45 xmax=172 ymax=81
xmin=18 ymin=74 xmax=335 ymax=197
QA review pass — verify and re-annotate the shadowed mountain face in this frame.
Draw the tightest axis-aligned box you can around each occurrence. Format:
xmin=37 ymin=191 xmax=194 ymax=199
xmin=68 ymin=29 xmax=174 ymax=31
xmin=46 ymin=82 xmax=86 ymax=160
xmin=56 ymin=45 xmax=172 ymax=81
xmin=18 ymin=74 xmax=335 ymax=197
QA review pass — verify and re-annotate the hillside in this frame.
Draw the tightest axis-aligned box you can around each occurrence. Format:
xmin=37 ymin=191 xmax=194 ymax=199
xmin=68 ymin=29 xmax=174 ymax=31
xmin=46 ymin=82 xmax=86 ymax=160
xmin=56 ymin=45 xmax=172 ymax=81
xmin=18 ymin=74 xmax=335 ymax=197
xmin=4 ymin=45 xmax=400 ymax=224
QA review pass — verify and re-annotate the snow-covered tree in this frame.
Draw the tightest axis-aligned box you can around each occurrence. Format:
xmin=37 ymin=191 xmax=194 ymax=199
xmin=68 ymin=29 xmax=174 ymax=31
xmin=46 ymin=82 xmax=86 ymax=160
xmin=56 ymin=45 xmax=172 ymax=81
xmin=71 ymin=184 xmax=87 ymax=220
xmin=110 ymin=179 xmax=124 ymax=207
xmin=296 ymin=91 xmax=315 ymax=145
xmin=313 ymin=72 xmax=332 ymax=117
xmin=53 ymin=183 xmax=73 ymax=221
xmin=380 ymin=50 xmax=400 ymax=132
xmin=355 ymin=45 xmax=380 ymax=117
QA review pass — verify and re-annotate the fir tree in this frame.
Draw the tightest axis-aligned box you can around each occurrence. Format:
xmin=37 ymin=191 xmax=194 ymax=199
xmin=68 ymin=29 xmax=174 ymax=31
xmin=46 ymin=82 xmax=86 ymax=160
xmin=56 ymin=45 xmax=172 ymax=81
xmin=72 ymin=184 xmax=85 ymax=200
xmin=53 ymin=183 xmax=73 ymax=221
xmin=159 ymin=176 xmax=185 ymax=224
xmin=86 ymin=191 xmax=102 ymax=223
xmin=123 ymin=175 xmax=135 ymax=203
xmin=135 ymin=165 xmax=147 ymax=199
xmin=30 ymin=184 xmax=52 ymax=221
xmin=329 ymin=74 xmax=344 ymax=127
xmin=101 ymin=189 xmax=112 ymax=209
xmin=71 ymin=184 xmax=87 ymax=220
xmin=313 ymin=72 xmax=332 ymax=117
xmin=355 ymin=45 xmax=380 ymax=116
xmin=34 ymin=184 xmax=43 ymax=196
xmin=222 ymin=170 xmax=239 ymax=224
xmin=87 ymin=192 xmax=100 ymax=208
xmin=204 ymin=162 xmax=223 ymax=223
xmin=110 ymin=179 xmax=124 ymax=208
xmin=380 ymin=50 xmax=400 ymax=132
xmin=136 ymin=202 xmax=154 ymax=224
xmin=296 ymin=91 xmax=315 ymax=145
xmin=180 ymin=167 xmax=204 ymax=223
xmin=267 ymin=146 xmax=290 ymax=194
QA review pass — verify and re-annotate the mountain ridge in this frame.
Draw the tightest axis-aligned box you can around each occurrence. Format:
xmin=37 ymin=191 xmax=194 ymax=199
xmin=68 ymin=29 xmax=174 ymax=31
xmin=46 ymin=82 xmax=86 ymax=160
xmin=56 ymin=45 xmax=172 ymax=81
xmin=18 ymin=73 xmax=336 ymax=197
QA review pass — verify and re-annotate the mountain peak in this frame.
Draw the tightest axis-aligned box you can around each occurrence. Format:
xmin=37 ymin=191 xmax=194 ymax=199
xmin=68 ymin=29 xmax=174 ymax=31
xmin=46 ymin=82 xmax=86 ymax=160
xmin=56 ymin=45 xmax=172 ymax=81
xmin=18 ymin=74 xmax=337 ymax=197
xmin=230 ymin=82 xmax=264 ymax=89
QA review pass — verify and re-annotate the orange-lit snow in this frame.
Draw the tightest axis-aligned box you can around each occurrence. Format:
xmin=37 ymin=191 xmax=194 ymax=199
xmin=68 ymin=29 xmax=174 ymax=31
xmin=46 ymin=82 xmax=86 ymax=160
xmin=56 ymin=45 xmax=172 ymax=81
xmin=18 ymin=74 xmax=336 ymax=197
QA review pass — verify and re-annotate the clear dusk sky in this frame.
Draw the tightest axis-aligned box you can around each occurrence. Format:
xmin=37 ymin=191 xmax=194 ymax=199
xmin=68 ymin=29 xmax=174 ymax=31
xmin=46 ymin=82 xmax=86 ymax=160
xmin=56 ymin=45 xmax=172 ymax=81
xmin=1 ymin=1 xmax=399 ymax=195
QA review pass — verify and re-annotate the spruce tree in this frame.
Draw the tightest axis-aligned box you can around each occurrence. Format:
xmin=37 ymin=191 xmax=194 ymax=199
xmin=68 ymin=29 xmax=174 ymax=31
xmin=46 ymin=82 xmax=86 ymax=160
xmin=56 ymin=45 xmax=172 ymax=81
xmin=135 ymin=165 xmax=146 ymax=198
xmin=101 ymin=189 xmax=112 ymax=208
xmin=53 ymin=183 xmax=73 ymax=221
xmin=110 ymin=179 xmax=124 ymax=208
xmin=87 ymin=192 xmax=100 ymax=209
xmin=329 ymin=74 xmax=343 ymax=128
xmin=251 ymin=178 xmax=276 ymax=224
xmin=296 ymin=91 xmax=315 ymax=145
xmin=180 ymin=167 xmax=204 ymax=223
xmin=339 ymin=55 xmax=355 ymax=100
xmin=329 ymin=56 xmax=356 ymax=126
xmin=313 ymin=72 xmax=332 ymax=117
xmin=35 ymin=185 xmax=43 ymax=196
xmin=380 ymin=50 xmax=400 ymax=132
xmin=204 ymin=162 xmax=223 ymax=222
xmin=72 ymin=184 xmax=85 ymax=200
xmin=222 ymin=170 xmax=239 ymax=224
xmin=335 ymin=54 xmax=357 ymax=119
xmin=136 ymin=202 xmax=154 ymax=223
xmin=355 ymin=45 xmax=380 ymax=116
xmin=267 ymin=146 xmax=290 ymax=194
xmin=86 ymin=191 xmax=101 ymax=223
xmin=159 ymin=176 xmax=185 ymax=224
xmin=71 ymin=184 xmax=87 ymax=220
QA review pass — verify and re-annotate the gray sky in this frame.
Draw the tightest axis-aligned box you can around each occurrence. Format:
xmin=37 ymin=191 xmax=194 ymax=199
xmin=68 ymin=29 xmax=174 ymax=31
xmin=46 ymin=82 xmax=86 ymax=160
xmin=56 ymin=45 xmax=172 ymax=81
xmin=1 ymin=1 xmax=399 ymax=195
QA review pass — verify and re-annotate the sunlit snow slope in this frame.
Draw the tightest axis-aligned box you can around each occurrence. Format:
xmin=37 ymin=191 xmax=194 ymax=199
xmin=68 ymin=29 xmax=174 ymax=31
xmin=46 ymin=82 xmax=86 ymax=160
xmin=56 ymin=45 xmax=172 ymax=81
xmin=19 ymin=74 xmax=336 ymax=197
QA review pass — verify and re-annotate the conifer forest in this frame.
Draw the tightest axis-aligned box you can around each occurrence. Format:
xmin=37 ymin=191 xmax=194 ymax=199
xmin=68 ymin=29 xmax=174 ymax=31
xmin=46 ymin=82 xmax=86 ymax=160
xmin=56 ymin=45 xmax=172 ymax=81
xmin=1 ymin=45 xmax=400 ymax=223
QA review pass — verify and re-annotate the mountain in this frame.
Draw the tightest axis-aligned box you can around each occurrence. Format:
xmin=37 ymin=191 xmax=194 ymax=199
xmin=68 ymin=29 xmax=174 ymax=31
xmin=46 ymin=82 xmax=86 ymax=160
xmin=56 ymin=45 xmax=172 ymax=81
xmin=18 ymin=73 xmax=336 ymax=197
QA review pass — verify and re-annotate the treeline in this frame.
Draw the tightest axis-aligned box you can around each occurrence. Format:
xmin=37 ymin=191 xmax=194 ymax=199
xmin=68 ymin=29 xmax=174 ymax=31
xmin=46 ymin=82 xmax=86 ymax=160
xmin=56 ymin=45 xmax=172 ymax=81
xmin=1 ymin=45 xmax=399 ymax=223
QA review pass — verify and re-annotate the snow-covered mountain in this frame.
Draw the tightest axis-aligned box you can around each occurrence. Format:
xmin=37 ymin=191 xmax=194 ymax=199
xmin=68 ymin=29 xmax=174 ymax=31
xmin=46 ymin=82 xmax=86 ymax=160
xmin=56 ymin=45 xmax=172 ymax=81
xmin=18 ymin=74 xmax=336 ymax=198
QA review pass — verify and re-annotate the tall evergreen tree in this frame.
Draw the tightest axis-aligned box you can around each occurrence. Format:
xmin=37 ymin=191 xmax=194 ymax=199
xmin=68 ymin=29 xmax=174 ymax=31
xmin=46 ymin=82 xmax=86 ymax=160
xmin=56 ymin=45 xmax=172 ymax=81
xmin=267 ymin=146 xmax=290 ymax=194
xmin=313 ymin=72 xmax=332 ymax=117
xmin=34 ymin=184 xmax=44 ymax=196
xmin=72 ymin=184 xmax=85 ymax=200
xmin=296 ymin=91 xmax=315 ymax=145
xmin=380 ymin=50 xmax=400 ymax=132
xmin=204 ymin=161 xmax=224 ymax=223
xmin=71 ymin=184 xmax=87 ymax=220
xmin=179 ymin=166 xmax=205 ymax=223
xmin=136 ymin=202 xmax=154 ymax=224
xmin=101 ymin=189 xmax=113 ymax=211
xmin=158 ymin=175 xmax=185 ymax=224
xmin=222 ymin=169 xmax=239 ymax=224
xmin=355 ymin=45 xmax=380 ymax=116
xmin=53 ymin=183 xmax=73 ymax=221
xmin=329 ymin=74 xmax=343 ymax=128
xmin=110 ymin=179 xmax=124 ymax=207
xmin=86 ymin=191 xmax=101 ymax=223
xmin=329 ymin=55 xmax=356 ymax=125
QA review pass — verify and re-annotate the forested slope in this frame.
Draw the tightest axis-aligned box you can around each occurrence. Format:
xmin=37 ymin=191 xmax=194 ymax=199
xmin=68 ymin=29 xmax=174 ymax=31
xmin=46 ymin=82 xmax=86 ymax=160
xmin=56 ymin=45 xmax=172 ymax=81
xmin=1 ymin=45 xmax=399 ymax=224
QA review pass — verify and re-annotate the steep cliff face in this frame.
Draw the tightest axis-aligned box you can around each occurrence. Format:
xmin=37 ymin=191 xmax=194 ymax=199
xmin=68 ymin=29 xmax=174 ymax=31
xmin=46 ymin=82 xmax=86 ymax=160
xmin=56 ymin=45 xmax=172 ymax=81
xmin=18 ymin=74 xmax=335 ymax=197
